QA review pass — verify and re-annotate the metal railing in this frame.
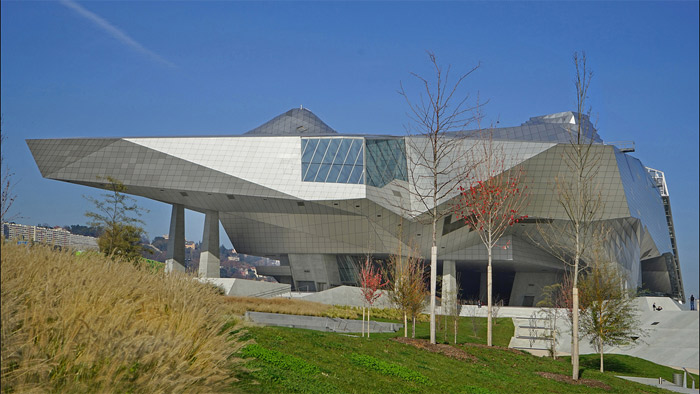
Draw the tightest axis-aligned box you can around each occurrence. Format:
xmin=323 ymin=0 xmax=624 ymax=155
xmin=249 ymin=285 xmax=292 ymax=298
xmin=606 ymin=140 xmax=635 ymax=152
xmin=683 ymin=367 xmax=696 ymax=389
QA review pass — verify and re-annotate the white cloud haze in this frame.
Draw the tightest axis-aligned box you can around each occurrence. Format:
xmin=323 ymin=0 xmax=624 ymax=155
xmin=59 ymin=0 xmax=176 ymax=68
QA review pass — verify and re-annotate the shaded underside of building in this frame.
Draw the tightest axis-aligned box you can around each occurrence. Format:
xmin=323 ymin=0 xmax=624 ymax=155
xmin=27 ymin=108 xmax=684 ymax=305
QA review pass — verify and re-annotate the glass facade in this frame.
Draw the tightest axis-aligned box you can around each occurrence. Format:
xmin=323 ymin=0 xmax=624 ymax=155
xmin=365 ymin=138 xmax=407 ymax=188
xmin=615 ymin=149 xmax=673 ymax=254
xmin=301 ymin=138 xmax=364 ymax=184
xmin=336 ymin=255 xmax=359 ymax=285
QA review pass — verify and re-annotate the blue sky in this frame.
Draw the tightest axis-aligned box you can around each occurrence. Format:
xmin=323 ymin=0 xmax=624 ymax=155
xmin=1 ymin=1 xmax=698 ymax=298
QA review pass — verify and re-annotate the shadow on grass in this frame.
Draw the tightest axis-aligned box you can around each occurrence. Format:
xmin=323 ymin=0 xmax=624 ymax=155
xmin=579 ymin=356 xmax=636 ymax=374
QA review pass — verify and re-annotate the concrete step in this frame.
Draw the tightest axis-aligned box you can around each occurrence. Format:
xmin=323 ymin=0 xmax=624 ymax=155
xmin=514 ymin=326 xmax=554 ymax=338
xmin=509 ymin=336 xmax=553 ymax=350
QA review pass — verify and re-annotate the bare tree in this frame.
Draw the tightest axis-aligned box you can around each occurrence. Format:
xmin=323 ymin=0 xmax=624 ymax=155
xmin=491 ymin=296 xmax=504 ymax=324
xmin=1 ymin=119 xmax=19 ymax=224
xmin=453 ymin=131 xmax=529 ymax=346
xmin=558 ymin=52 xmax=602 ymax=381
xmin=537 ymin=275 xmax=574 ymax=360
xmin=533 ymin=51 xmax=603 ymax=380
xmin=446 ymin=273 xmax=462 ymax=344
xmin=399 ymin=51 xmax=482 ymax=344
xmin=464 ymin=298 xmax=480 ymax=338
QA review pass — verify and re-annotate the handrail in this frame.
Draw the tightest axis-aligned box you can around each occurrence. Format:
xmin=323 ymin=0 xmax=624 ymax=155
xmin=683 ymin=367 xmax=695 ymax=389
xmin=249 ymin=285 xmax=292 ymax=298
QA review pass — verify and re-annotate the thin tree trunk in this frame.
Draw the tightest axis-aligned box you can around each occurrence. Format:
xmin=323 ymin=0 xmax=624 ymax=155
xmin=444 ymin=312 xmax=447 ymax=343
xmin=412 ymin=316 xmax=416 ymax=338
xmin=454 ymin=314 xmax=458 ymax=344
xmin=430 ymin=242 xmax=437 ymax=344
xmin=404 ymin=312 xmax=408 ymax=337
xmin=552 ymin=320 xmax=557 ymax=361
xmin=572 ymin=287 xmax=579 ymax=379
xmin=362 ymin=307 xmax=365 ymax=337
xmin=599 ymin=337 xmax=604 ymax=372
xmin=487 ymin=247 xmax=493 ymax=347
xmin=368 ymin=308 xmax=371 ymax=338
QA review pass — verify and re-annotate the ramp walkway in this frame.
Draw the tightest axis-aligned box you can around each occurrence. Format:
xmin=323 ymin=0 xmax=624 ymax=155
xmin=616 ymin=376 xmax=698 ymax=393
xmin=245 ymin=311 xmax=402 ymax=334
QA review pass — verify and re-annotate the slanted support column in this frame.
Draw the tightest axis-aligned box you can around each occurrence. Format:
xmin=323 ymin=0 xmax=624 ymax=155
xmin=442 ymin=260 xmax=457 ymax=310
xmin=165 ymin=204 xmax=185 ymax=273
xmin=199 ymin=210 xmax=220 ymax=278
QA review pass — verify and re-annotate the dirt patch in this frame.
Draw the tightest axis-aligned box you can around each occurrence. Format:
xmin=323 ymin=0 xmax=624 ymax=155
xmin=391 ymin=337 xmax=477 ymax=362
xmin=459 ymin=342 xmax=525 ymax=355
xmin=536 ymin=372 xmax=611 ymax=390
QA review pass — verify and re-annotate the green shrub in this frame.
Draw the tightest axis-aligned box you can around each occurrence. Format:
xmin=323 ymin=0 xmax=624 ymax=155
xmin=349 ymin=353 xmax=429 ymax=384
xmin=241 ymin=344 xmax=319 ymax=376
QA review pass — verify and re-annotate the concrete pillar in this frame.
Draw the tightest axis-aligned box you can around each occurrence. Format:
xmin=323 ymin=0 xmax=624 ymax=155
xmin=442 ymin=260 xmax=457 ymax=297
xmin=198 ymin=210 xmax=220 ymax=278
xmin=165 ymin=204 xmax=185 ymax=273
xmin=442 ymin=260 xmax=457 ymax=311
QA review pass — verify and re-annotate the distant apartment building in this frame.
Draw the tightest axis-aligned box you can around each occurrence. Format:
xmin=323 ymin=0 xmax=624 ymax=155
xmin=2 ymin=222 xmax=99 ymax=251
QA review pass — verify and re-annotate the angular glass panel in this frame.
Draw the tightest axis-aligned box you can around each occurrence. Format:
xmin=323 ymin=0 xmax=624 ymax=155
xmin=303 ymin=163 xmax=320 ymax=181
xmin=354 ymin=144 xmax=364 ymax=166
xmin=301 ymin=138 xmax=317 ymax=163
xmin=365 ymin=138 xmax=407 ymax=187
xmin=348 ymin=165 xmax=364 ymax=184
xmin=301 ymin=162 xmax=309 ymax=180
xmin=300 ymin=138 xmax=367 ymax=183
xmin=323 ymin=139 xmax=341 ymax=164
xmin=311 ymin=139 xmax=330 ymax=164
xmin=315 ymin=163 xmax=331 ymax=182
xmin=336 ymin=139 xmax=353 ymax=165
xmin=326 ymin=164 xmax=343 ymax=183
xmin=347 ymin=139 xmax=362 ymax=166
xmin=337 ymin=164 xmax=353 ymax=183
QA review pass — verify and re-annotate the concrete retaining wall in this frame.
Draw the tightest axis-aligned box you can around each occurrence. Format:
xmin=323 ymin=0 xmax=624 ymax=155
xmin=246 ymin=311 xmax=402 ymax=333
xmin=198 ymin=278 xmax=291 ymax=297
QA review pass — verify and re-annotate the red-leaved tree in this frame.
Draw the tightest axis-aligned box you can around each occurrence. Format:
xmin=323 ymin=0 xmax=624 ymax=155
xmin=454 ymin=134 xmax=528 ymax=346
xmin=358 ymin=256 xmax=387 ymax=338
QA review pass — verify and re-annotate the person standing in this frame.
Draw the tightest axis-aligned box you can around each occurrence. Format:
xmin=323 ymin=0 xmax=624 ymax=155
xmin=690 ymin=294 xmax=696 ymax=311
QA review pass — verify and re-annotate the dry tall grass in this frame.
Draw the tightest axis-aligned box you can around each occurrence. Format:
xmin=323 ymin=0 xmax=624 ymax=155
xmin=1 ymin=242 xmax=241 ymax=393
xmin=223 ymin=296 xmax=334 ymax=317
xmin=223 ymin=296 xmax=429 ymax=322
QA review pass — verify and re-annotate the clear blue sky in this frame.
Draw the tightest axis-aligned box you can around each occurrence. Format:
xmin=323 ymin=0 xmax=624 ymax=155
xmin=2 ymin=1 xmax=697 ymax=298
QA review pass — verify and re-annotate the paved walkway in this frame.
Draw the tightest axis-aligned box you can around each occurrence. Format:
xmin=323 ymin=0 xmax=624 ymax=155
xmin=616 ymin=376 xmax=698 ymax=393
xmin=245 ymin=311 xmax=402 ymax=333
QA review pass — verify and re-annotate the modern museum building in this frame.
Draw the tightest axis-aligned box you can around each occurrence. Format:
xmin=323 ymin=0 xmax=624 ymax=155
xmin=27 ymin=108 xmax=685 ymax=305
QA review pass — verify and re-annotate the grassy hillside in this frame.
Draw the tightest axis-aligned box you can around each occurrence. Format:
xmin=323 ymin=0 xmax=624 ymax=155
xmin=3 ymin=242 xmax=691 ymax=393
xmin=1 ymin=242 xmax=242 ymax=393
xmin=234 ymin=326 xmax=680 ymax=393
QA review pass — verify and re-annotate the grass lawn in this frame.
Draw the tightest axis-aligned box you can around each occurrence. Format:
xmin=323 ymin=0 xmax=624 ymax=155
xmin=231 ymin=316 xmax=680 ymax=393
xmin=568 ymin=353 xmax=699 ymax=389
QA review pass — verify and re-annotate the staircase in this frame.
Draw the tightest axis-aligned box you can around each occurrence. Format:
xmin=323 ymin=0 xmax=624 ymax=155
xmin=508 ymin=315 xmax=556 ymax=357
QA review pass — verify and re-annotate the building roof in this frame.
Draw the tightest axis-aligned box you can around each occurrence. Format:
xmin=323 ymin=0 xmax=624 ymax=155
xmin=244 ymin=107 xmax=338 ymax=136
